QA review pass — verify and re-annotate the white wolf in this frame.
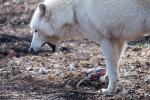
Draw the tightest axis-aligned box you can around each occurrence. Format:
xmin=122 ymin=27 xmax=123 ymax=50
xmin=30 ymin=0 xmax=150 ymax=94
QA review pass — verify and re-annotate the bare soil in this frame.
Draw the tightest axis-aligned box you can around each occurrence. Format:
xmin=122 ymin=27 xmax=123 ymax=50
xmin=0 ymin=0 xmax=150 ymax=100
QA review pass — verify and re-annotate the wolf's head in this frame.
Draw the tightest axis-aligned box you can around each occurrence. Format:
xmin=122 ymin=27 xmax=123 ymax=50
xmin=29 ymin=0 xmax=76 ymax=52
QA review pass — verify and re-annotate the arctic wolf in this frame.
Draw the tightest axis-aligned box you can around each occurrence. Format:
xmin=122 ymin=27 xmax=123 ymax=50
xmin=29 ymin=0 xmax=150 ymax=94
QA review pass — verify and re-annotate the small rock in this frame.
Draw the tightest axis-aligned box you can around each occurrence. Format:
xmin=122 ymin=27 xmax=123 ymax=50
xmin=144 ymin=92 xmax=150 ymax=98
xmin=26 ymin=66 xmax=33 ymax=71
xmin=122 ymin=88 xmax=129 ymax=95
xmin=39 ymin=67 xmax=47 ymax=75
xmin=144 ymin=75 xmax=150 ymax=84
xmin=67 ymin=63 xmax=76 ymax=71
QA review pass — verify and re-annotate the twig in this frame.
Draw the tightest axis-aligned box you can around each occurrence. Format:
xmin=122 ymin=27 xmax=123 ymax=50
xmin=47 ymin=93 xmax=65 ymax=100
xmin=0 ymin=23 xmax=7 ymax=27
xmin=76 ymin=77 xmax=89 ymax=89
xmin=64 ymin=89 xmax=102 ymax=95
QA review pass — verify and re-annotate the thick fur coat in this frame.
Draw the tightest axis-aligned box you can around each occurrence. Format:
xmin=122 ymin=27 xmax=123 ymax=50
xmin=30 ymin=0 xmax=150 ymax=94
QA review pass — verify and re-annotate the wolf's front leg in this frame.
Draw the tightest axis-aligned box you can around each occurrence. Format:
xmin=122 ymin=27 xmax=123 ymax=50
xmin=100 ymin=39 xmax=125 ymax=95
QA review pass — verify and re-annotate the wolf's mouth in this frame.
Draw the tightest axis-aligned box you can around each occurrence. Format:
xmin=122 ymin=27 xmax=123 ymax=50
xmin=42 ymin=42 xmax=56 ymax=53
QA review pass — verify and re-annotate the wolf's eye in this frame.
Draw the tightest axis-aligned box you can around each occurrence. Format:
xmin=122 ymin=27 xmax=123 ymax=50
xmin=34 ymin=30 xmax=38 ymax=33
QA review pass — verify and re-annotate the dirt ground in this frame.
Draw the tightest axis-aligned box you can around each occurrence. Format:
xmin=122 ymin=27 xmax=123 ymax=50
xmin=0 ymin=0 xmax=150 ymax=100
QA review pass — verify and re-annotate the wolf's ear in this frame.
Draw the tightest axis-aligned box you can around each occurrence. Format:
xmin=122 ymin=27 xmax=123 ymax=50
xmin=39 ymin=3 xmax=46 ymax=16
xmin=38 ymin=3 xmax=51 ymax=18
xmin=38 ymin=3 xmax=47 ymax=17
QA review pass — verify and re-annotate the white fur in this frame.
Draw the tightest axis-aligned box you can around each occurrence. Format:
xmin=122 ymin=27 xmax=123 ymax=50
xmin=30 ymin=0 xmax=150 ymax=94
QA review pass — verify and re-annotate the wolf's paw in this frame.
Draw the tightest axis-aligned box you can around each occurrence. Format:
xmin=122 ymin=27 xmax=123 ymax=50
xmin=100 ymin=88 xmax=115 ymax=95
xmin=101 ymin=88 xmax=108 ymax=94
